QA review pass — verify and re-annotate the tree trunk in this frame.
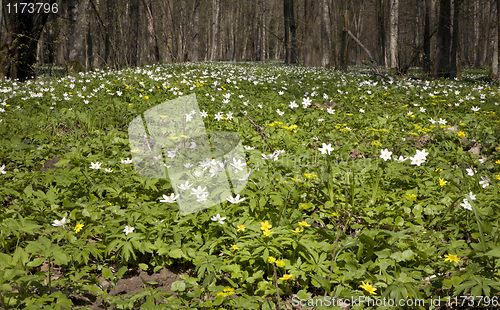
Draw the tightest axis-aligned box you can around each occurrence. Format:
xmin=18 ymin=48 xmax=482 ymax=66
xmin=321 ymin=0 xmax=331 ymax=67
xmin=284 ymin=0 xmax=291 ymax=64
xmin=423 ymin=0 xmax=433 ymax=74
xmin=210 ymin=0 xmax=220 ymax=61
xmin=289 ymin=0 xmax=297 ymax=64
xmin=377 ymin=0 xmax=387 ymax=67
xmin=450 ymin=0 xmax=461 ymax=78
xmin=436 ymin=0 xmax=451 ymax=77
xmin=339 ymin=10 xmax=349 ymax=72
xmin=496 ymin=0 xmax=500 ymax=78
xmin=192 ymin=0 xmax=200 ymax=62
xmin=129 ymin=0 xmax=140 ymax=67
xmin=304 ymin=0 xmax=322 ymax=67
xmin=254 ymin=0 xmax=263 ymax=61
xmin=0 ymin=0 xmax=55 ymax=80
xmin=141 ymin=0 xmax=160 ymax=63
xmin=389 ymin=0 xmax=399 ymax=69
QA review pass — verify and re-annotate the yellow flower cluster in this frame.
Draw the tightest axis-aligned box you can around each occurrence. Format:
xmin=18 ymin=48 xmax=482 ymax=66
xmin=217 ymin=286 xmax=234 ymax=297
xmin=304 ymin=173 xmax=317 ymax=179
xmin=268 ymin=256 xmax=286 ymax=267
xmin=261 ymin=221 xmax=273 ymax=236
xmin=266 ymin=121 xmax=284 ymax=126
xmin=280 ymin=274 xmax=293 ymax=281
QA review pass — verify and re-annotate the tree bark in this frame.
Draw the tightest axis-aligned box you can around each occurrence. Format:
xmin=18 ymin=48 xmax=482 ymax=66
xmin=0 ymin=0 xmax=55 ymax=80
xmin=304 ymin=0 xmax=322 ymax=67
xmin=496 ymin=0 xmax=500 ymax=79
xmin=254 ymin=0 xmax=263 ymax=61
xmin=192 ymin=0 xmax=200 ymax=62
xmin=436 ymin=0 xmax=451 ymax=77
xmin=142 ymin=0 xmax=160 ymax=63
xmin=339 ymin=10 xmax=349 ymax=72
xmin=450 ymin=0 xmax=461 ymax=79
xmin=129 ymin=0 xmax=140 ymax=67
xmin=389 ymin=0 xmax=399 ymax=69
xmin=321 ymin=0 xmax=331 ymax=67
xmin=210 ymin=0 xmax=220 ymax=61
xmin=289 ymin=0 xmax=297 ymax=64
xmin=423 ymin=0 xmax=433 ymax=74
xmin=284 ymin=0 xmax=290 ymax=64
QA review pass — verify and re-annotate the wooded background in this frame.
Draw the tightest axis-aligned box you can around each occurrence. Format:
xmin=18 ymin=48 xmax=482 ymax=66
xmin=1 ymin=0 xmax=499 ymax=81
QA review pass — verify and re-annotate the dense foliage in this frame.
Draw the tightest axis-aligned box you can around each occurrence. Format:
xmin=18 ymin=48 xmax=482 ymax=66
xmin=1 ymin=62 xmax=500 ymax=309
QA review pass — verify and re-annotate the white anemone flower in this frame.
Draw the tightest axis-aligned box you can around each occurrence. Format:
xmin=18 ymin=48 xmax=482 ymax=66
xmin=380 ymin=149 xmax=392 ymax=161
xmin=123 ymin=225 xmax=135 ymax=235
xmin=159 ymin=193 xmax=179 ymax=203
xmin=211 ymin=214 xmax=226 ymax=224
xmin=227 ymin=194 xmax=246 ymax=204
xmin=90 ymin=162 xmax=102 ymax=169
xmin=52 ymin=217 xmax=68 ymax=227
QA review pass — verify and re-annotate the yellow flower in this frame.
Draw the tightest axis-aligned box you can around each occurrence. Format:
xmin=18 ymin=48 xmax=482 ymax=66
xmin=268 ymin=256 xmax=276 ymax=264
xmin=263 ymin=229 xmax=274 ymax=237
xmin=276 ymin=260 xmax=286 ymax=267
xmin=292 ymin=228 xmax=303 ymax=233
xmin=457 ymin=131 xmax=466 ymax=137
xmin=231 ymin=244 xmax=239 ymax=250
xmin=280 ymin=274 xmax=293 ymax=281
xmin=439 ymin=178 xmax=448 ymax=186
xmin=304 ymin=173 xmax=317 ymax=179
xmin=496 ymin=160 xmax=500 ymax=164
xmin=237 ymin=225 xmax=246 ymax=231
xmin=144 ymin=96 xmax=149 ymax=99
xmin=371 ymin=140 xmax=382 ymax=147
xmin=217 ymin=286 xmax=234 ymax=297
xmin=131 ymin=149 xmax=139 ymax=153
xmin=435 ymin=168 xmax=442 ymax=172
xmin=444 ymin=254 xmax=460 ymax=263
xmin=260 ymin=221 xmax=272 ymax=231
xmin=360 ymin=281 xmax=377 ymax=295
xmin=298 ymin=221 xmax=310 ymax=227
xmin=495 ymin=175 xmax=500 ymax=181
xmin=74 ymin=223 xmax=84 ymax=233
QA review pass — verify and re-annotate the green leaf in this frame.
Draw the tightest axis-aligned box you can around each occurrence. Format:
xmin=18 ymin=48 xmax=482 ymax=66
xmin=139 ymin=263 xmax=148 ymax=271
xmin=102 ymin=267 xmax=113 ymax=280
xmin=169 ymin=248 xmax=184 ymax=258
xmin=171 ymin=281 xmax=186 ymax=292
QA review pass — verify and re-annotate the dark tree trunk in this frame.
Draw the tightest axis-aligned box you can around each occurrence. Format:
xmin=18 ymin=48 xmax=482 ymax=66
xmin=129 ymin=0 xmax=140 ymax=67
xmin=254 ymin=0 xmax=263 ymax=61
xmin=284 ymin=0 xmax=291 ymax=64
xmin=423 ymin=0 xmax=432 ymax=73
xmin=192 ymin=0 xmax=200 ymax=62
xmin=289 ymin=0 xmax=297 ymax=64
xmin=0 ymin=0 xmax=54 ymax=80
xmin=339 ymin=10 xmax=349 ymax=72
xmin=436 ymin=0 xmax=451 ymax=77
xmin=450 ymin=0 xmax=461 ymax=78
xmin=377 ymin=0 xmax=387 ymax=67
xmin=304 ymin=0 xmax=321 ymax=67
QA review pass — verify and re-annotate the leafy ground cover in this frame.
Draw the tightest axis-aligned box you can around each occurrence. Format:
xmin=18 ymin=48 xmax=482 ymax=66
xmin=0 ymin=62 xmax=500 ymax=309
